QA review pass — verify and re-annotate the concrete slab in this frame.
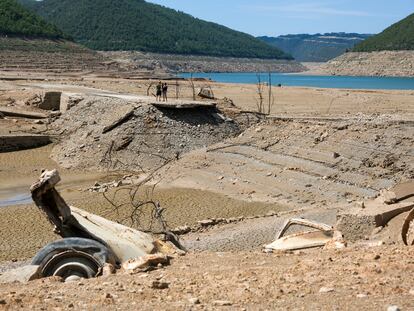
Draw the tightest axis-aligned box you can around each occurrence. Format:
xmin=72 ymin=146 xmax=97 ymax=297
xmin=336 ymin=201 xmax=414 ymax=241
xmin=151 ymin=101 xmax=216 ymax=109
xmin=0 ymin=265 xmax=41 ymax=284
xmin=391 ymin=181 xmax=414 ymax=202
xmin=0 ymin=108 xmax=48 ymax=119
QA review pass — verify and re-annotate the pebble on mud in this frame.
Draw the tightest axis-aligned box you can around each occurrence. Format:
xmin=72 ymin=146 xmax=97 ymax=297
xmin=319 ymin=287 xmax=335 ymax=293
xmin=151 ymin=281 xmax=169 ymax=290
xmin=213 ymin=300 xmax=232 ymax=306
xmin=189 ymin=297 xmax=200 ymax=305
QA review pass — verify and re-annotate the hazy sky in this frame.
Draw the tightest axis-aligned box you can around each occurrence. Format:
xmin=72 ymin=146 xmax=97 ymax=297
xmin=147 ymin=0 xmax=413 ymax=36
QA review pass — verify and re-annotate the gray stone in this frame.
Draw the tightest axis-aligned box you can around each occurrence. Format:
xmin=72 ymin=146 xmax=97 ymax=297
xmin=0 ymin=265 xmax=41 ymax=284
xmin=189 ymin=297 xmax=200 ymax=305
xmin=213 ymin=300 xmax=232 ymax=306
xmin=151 ymin=281 xmax=169 ymax=289
xmin=319 ymin=287 xmax=335 ymax=293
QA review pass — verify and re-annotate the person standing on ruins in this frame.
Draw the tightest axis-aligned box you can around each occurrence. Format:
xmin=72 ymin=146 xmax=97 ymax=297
xmin=156 ymin=81 xmax=162 ymax=101
xmin=162 ymin=83 xmax=168 ymax=102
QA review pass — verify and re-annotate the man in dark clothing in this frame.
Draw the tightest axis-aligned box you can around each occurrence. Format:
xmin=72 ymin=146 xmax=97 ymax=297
xmin=156 ymin=81 xmax=162 ymax=101
xmin=162 ymin=83 xmax=168 ymax=102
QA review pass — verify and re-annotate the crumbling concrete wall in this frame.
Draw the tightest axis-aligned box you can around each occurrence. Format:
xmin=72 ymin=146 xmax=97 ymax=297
xmin=38 ymin=92 xmax=61 ymax=111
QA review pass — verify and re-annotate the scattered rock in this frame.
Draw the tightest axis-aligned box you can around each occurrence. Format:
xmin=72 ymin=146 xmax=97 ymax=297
xmin=171 ymin=225 xmax=191 ymax=235
xmin=319 ymin=287 xmax=334 ymax=293
xmin=213 ymin=300 xmax=232 ymax=306
xmin=387 ymin=306 xmax=401 ymax=311
xmin=189 ymin=297 xmax=200 ymax=305
xmin=102 ymin=293 xmax=113 ymax=300
xmin=198 ymin=219 xmax=216 ymax=227
xmin=102 ymin=263 xmax=116 ymax=276
xmin=357 ymin=201 xmax=365 ymax=209
xmin=356 ymin=293 xmax=367 ymax=298
xmin=151 ymin=281 xmax=169 ymax=290
xmin=123 ymin=254 xmax=170 ymax=272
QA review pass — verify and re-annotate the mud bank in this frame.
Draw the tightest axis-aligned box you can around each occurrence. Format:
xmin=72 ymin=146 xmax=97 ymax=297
xmin=320 ymin=51 xmax=414 ymax=77
xmin=0 ymin=135 xmax=51 ymax=153
xmin=101 ymin=51 xmax=307 ymax=73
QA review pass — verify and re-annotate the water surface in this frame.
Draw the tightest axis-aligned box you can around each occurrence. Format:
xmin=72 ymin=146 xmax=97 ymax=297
xmin=179 ymin=73 xmax=414 ymax=90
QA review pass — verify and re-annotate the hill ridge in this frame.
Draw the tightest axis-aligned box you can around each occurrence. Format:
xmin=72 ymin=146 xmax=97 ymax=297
xmin=353 ymin=13 xmax=414 ymax=52
xmin=19 ymin=0 xmax=292 ymax=59
xmin=258 ymin=33 xmax=372 ymax=62
xmin=0 ymin=0 xmax=66 ymax=39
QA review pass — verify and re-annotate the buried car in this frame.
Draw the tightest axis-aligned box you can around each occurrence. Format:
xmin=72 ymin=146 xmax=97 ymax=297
xmin=264 ymin=218 xmax=345 ymax=252
xmin=29 ymin=169 xmax=180 ymax=281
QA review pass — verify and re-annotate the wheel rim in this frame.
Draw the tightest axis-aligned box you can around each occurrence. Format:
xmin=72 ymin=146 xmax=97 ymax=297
xmin=42 ymin=251 xmax=101 ymax=280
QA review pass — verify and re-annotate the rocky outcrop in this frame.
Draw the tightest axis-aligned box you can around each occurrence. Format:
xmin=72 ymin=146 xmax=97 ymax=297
xmin=321 ymin=51 xmax=414 ymax=77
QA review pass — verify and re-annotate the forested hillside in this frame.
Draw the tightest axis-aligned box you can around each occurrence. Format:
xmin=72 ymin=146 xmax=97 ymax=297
xmin=353 ymin=13 xmax=414 ymax=52
xmin=258 ymin=33 xmax=371 ymax=62
xmin=0 ymin=0 xmax=65 ymax=39
xmin=19 ymin=0 xmax=292 ymax=59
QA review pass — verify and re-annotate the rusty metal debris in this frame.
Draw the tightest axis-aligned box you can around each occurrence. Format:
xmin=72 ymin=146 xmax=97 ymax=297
xmin=264 ymin=218 xmax=335 ymax=252
xmin=29 ymin=169 xmax=177 ymax=281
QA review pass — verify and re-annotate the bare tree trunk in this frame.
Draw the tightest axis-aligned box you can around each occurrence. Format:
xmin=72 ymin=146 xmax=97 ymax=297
xmin=175 ymin=79 xmax=179 ymax=99
xmin=146 ymin=82 xmax=155 ymax=97
xmin=189 ymin=73 xmax=196 ymax=100
xmin=256 ymin=74 xmax=264 ymax=114
xmin=268 ymin=72 xmax=272 ymax=115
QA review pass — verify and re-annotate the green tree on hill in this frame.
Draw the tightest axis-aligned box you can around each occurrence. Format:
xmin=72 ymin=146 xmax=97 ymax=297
xmin=0 ymin=0 xmax=66 ymax=39
xmin=19 ymin=0 xmax=292 ymax=59
xmin=353 ymin=13 xmax=414 ymax=52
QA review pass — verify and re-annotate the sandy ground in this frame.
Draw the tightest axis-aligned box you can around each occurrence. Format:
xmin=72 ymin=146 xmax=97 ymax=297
xmin=0 ymin=75 xmax=413 ymax=310
xmin=0 ymin=247 xmax=413 ymax=310
xmin=0 ymin=78 xmax=413 ymax=259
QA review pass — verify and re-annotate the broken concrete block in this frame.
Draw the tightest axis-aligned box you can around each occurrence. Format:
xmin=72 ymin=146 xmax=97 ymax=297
xmin=60 ymin=94 xmax=84 ymax=112
xmin=336 ymin=201 xmax=414 ymax=241
xmin=0 ymin=265 xmax=41 ymax=284
xmin=122 ymin=254 xmax=170 ymax=272
xmin=38 ymin=92 xmax=61 ymax=111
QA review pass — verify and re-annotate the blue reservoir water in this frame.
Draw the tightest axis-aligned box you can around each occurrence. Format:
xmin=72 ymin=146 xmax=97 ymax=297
xmin=179 ymin=73 xmax=414 ymax=90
